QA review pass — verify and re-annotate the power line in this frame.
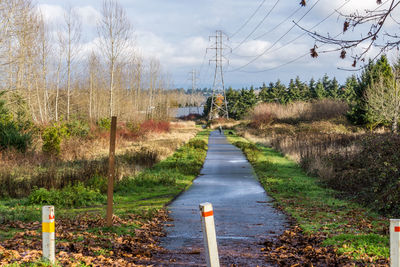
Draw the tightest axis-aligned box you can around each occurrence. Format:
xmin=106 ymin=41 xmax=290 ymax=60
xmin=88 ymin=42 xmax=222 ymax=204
xmin=227 ymin=0 xmax=391 ymax=74
xmin=258 ymin=0 xmax=349 ymax=56
xmin=228 ymin=0 xmax=321 ymax=72
xmin=240 ymin=33 xmax=344 ymax=73
xmin=232 ymin=0 xmax=281 ymax=52
xmin=229 ymin=0 xmax=267 ymax=39
xmin=188 ymin=69 xmax=198 ymax=113
xmin=254 ymin=6 xmax=302 ymax=40
xmin=197 ymin=48 xmax=209 ymax=88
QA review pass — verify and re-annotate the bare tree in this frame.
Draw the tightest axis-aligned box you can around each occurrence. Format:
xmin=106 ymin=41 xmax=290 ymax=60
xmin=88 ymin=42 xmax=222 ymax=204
xmin=147 ymin=58 xmax=160 ymax=119
xmin=88 ymin=51 xmax=100 ymax=121
xmin=97 ymin=0 xmax=132 ymax=117
xmin=37 ymin=14 xmax=51 ymax=121
xmin=300 ymin=0 xmax=400 ymax=67
xmin=54 ymin=30 xmax=65 ymax=122
xmin=60 ymin=6 xmax=81 ymax=120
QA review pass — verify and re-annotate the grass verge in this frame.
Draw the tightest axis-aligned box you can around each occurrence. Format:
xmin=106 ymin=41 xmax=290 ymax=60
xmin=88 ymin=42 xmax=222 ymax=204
xmin=226 ymin=130 xmax=389 ymax=263
xmin=0 ymin=129 xmax=210 ymax=239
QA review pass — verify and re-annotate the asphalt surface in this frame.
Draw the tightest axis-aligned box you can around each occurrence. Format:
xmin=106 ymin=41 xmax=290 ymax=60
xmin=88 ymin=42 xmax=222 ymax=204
xmin=156 ymin=131 xmax=288 ymax=266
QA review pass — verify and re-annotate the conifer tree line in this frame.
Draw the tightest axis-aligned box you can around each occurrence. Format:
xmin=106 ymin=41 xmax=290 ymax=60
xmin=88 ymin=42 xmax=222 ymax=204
xmin=205 ymin=54 xmax=400 ymax=130
xmin=0 ymin=0 xmax=185 ymax=124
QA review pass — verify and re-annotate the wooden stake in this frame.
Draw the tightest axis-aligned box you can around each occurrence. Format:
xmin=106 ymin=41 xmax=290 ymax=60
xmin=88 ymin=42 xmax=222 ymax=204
xmin=106 ymin=116 xmax=117 ymax=227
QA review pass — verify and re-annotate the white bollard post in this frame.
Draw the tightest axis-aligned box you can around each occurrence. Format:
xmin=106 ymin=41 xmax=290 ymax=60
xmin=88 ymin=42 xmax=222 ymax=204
xmin=42 ymin=206 xmax=55 ymax=264
xmin=391 ymin=219 xmax=400 ymax=267
xmin=199 ymin=202 xmax=220 ymax=267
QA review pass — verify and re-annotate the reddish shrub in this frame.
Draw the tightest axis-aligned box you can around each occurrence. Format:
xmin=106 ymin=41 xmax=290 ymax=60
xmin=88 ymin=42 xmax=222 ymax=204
xmin=117 ymin=127 xmax=141 ymax=140
xmin=250 ymin=105 xmax=274 ymax=129
xmin=179 ymin=114 xmax=202 ymax=121
xmin=140 ymin=120 xmax=170 ymax=133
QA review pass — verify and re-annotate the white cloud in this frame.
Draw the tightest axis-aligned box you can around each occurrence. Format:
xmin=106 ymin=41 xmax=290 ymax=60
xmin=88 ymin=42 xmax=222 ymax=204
xmin=37 ymin=4 xmax=64 ymax=23
xmin=316 ymin=0 xmax=385 ymax=17
xmin=75 ymin=6 xmax=101 ymax=27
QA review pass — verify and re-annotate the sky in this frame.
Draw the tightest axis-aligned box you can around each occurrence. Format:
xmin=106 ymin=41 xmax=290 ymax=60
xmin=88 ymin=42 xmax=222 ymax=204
xmin=36 ymin=0 xmax=399 ymax=89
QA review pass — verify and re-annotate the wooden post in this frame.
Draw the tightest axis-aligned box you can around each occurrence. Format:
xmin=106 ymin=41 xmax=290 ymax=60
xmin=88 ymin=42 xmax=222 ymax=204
xmin=106 ymin=116 xmax=117 ymax=227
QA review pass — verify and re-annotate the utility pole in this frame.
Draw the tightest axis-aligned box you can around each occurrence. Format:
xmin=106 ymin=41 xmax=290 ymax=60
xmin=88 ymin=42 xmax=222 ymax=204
xmin=207 ymin=30 xmax=229 ymax=120
xmin=189 ymin=68 xmax=197 ymax=114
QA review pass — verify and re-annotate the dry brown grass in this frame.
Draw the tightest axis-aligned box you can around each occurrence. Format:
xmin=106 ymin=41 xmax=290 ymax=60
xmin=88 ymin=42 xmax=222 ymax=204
xmin=237 ymin=116 xmax=363 ymax=177
xmin=0 ymin=121 xmax=200 ymax=198
xmin=251 ymin=99 xmax=349 ymax=127
xmin=209 ymin=118 xmax=241 ymax=130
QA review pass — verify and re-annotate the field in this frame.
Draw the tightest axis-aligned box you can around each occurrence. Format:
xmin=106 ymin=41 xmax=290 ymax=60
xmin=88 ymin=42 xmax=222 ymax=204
xmin=0 ymin=120 xmax=210 ymax=265
xmin=228 ymin=132 xmax=389 ymax=265
xmin=219 ymin=99 xmax=400 ymax=264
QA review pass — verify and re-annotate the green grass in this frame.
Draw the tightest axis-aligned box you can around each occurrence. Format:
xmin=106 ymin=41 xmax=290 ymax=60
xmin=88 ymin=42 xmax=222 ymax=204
xmin=0 ymin=130 xmax=210 ymax=240
xmin=226 ymin=130 xmax=389 ymax=261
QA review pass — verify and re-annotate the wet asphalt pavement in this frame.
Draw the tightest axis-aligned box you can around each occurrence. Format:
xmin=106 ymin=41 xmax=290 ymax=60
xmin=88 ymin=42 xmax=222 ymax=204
xmin=156 ymin=131 xmax=288 ymax=266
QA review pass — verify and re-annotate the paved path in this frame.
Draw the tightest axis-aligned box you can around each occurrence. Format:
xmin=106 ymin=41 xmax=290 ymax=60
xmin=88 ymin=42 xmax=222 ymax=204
xmin=156 ymin=131 xmax=288 ymax=266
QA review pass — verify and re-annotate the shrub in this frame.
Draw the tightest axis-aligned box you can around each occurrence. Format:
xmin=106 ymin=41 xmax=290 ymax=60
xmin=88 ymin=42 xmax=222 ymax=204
xmin=140 ymin=120 xmax=170 ymax=133
xmin=0 ymin=122 xmax=31 ymax=152
xmin=86 ymin=175 xmax=108 ymax=194
xmin=250 ymin=105 xmax=274 ymax=129
xmin=0 ymin=94 xmax=31 ymax=152
xmin=97 ymin=117 xmax=111 ymax=131
xmin=179 ymin=114 xmax=202 ymax=121
xmin=42 ymin=123 xmax=69 ymax=156
xmin=28 ymin=183 xmax=105 ymax=207
xmin=321 ymin=133 xmax=400 ymax=217
xmin=188 ymin=139 xmax=207 ymax=150
xmin=65 ymin=119 xmax=90 ymax=137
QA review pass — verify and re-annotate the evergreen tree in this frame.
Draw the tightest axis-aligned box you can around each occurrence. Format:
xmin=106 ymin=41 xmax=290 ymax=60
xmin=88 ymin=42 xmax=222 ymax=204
xmin=226 ymin=88 xmax=240 ymax=119
xmin=341 ymin=75 xmax=358 ymax=103
xmin=314 ymin=79 xmax=326 ymax=99
xmin=309 ymin=78 xmax=317 ymax=99
xmin=328 ymin=77 xmax=340 ymax=99
xmin=347 ymin=55 xmax=393 ymax=125
xmin=274 ymin=80 xmax=287 ymax=103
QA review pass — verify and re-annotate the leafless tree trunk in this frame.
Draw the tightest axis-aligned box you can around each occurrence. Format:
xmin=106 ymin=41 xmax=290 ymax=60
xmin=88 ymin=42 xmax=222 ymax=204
xmin=61 ymin=6 xmax=81 ymax=121
xmin=37 ymin=15 xmax=51 ymax=121
xmin=97 ymin=0 xmax=132 ymax=117
xmin=88 ymin=52 xmax=100 ymax=121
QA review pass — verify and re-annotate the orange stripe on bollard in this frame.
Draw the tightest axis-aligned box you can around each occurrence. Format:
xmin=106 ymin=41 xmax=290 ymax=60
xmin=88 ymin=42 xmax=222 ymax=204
xmin=202 ymin=210 xmax=214 ymax=217
xmin=395 ymin=226 xmax=400 ymax=232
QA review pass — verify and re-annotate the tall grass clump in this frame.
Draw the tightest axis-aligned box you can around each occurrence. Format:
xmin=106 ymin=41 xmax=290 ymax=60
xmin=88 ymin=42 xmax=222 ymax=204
xmin=250 ymin=99 xmax=349 ymax=128
xmin=140 ymin=120 xmax=170 ymax=133
xmin=116 ymin=137 xmax=208 ymax=192
xmin=28 ymin=183 xmax=105 ymax=207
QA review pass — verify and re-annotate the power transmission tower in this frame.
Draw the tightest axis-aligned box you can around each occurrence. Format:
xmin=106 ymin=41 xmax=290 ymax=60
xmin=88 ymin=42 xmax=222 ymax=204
xmin=207 ymin=30 xmax=229 ymax=120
